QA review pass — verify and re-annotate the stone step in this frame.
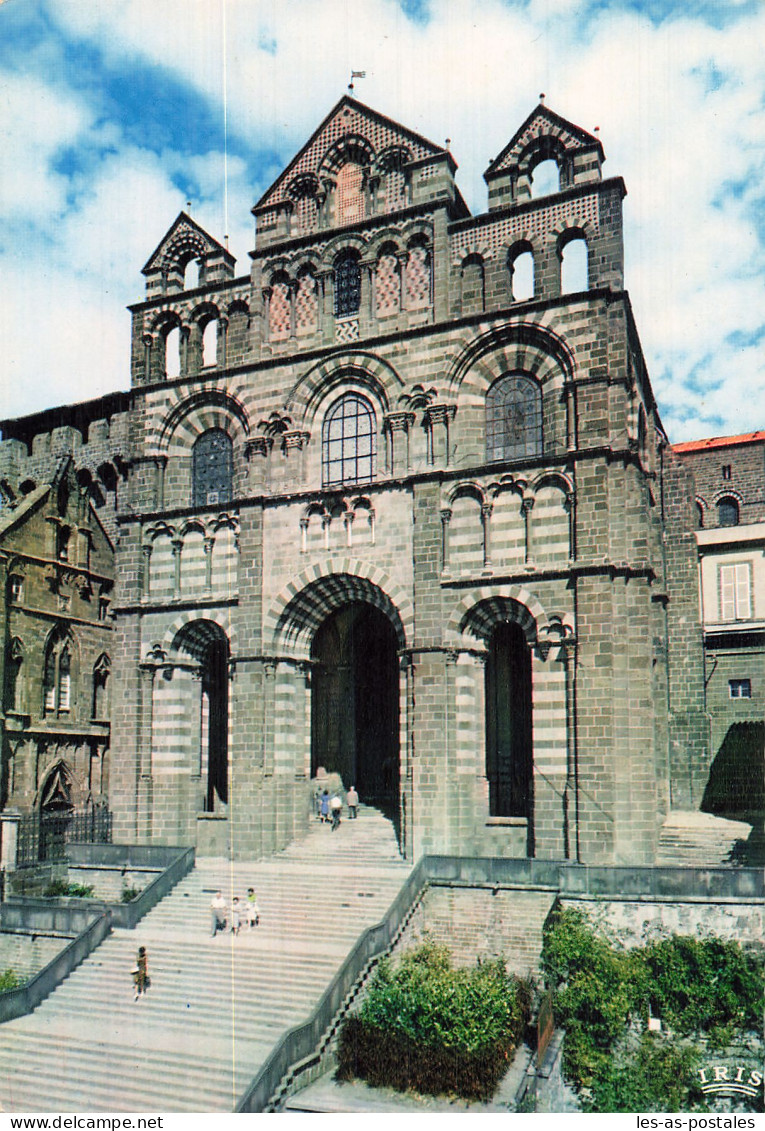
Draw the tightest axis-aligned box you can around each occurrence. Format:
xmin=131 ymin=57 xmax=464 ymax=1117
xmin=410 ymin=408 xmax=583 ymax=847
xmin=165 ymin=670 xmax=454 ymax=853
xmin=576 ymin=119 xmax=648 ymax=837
xmin=657 ymin=811 xmax=753 ymax=866
xmin=0 ymin=804 xmax=411 ymax=1113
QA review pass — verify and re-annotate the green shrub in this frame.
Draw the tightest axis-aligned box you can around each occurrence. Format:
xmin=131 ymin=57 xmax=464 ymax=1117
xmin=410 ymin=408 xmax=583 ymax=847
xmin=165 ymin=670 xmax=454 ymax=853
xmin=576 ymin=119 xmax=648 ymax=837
xmin=120 ymin=887 xmax=141 ymax=903
xmin=584 ymin=1033 xmax=705 ymax=1114
xmin=43 ymin=879 xmax=95 ymax=898
xmin=0 ymin=968 xmax=20 ymax=992
xmin=542 ymin=909 xmax=765 ymax=1112
xmin=337 ymin=943 xmax=529 ymax=1100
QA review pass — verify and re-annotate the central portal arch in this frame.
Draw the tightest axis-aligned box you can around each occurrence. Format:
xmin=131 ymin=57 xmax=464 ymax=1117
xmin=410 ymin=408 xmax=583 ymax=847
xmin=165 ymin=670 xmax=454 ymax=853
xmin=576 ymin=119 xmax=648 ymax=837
xmin=311 ymin=601 xmax=399 ymax=812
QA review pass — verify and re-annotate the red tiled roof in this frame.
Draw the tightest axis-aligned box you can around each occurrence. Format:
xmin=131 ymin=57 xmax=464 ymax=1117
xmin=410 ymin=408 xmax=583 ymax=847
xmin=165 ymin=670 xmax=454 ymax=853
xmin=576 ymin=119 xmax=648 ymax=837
xmin=672 ymin=431 xmax=765 ymax=454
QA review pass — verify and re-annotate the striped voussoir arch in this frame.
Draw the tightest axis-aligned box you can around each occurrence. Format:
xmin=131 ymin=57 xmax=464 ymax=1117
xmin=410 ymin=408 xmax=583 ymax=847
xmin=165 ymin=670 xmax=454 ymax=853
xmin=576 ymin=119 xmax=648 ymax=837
xmin=267 ymin=559 xmax=414 ymax=655
xmin=162 ymin=609 xmax=237 ymax=660
xmin=446 ymin=585 xmax=550 ymax=648
xmin=150 ymin=389 xmax=251 ymax=454
xmin=284 ymin=350 xmax=403 ymax=423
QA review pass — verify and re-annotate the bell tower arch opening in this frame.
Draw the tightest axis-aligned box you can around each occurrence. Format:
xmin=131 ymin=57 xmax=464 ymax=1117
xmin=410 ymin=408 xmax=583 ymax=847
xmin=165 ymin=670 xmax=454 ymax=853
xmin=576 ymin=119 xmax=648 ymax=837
xmin=311 ymin=601 xmax=399 ymax=817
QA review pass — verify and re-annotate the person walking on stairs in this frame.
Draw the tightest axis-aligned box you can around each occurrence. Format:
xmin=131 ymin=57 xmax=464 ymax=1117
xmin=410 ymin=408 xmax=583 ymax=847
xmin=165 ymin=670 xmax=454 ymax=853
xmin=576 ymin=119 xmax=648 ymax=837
xmin=330 ymin=793 xmax=343 ymax=830
xmin=132 ymin=946 xmax=148 ymax=1001
xmin=346 ymin=785 xmax=359 ymax=819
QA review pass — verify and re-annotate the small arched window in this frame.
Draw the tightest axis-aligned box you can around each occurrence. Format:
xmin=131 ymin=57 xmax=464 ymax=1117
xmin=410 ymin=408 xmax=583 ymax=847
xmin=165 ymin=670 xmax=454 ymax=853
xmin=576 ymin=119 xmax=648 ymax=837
xmin=530 ymin=158 xmax=560 ymax=198
xmin=717 ymin=497 xmax=739 ymax=527
xmin=193 ymin=429 xmax=233 ymax=508
xmin=334 ymin=251 xmax=361 ymax=317
xmin=486 ymin=374 xmax=543 ymax=463
xmin=165 ymin=326 xmax=182 ymax=378
xmin=184 ymin=259 xmax=200 ymax=290
xmin=560 ymin=236 xmax=588 ymax=294
xmin=509 ymin=246 xmax=534 ymax=302
xmin=202 ymin=320 xmax=218 ymax=367
xmin=322 ymin=394 xmax=376 ymax=487
xmin=696 ymin=502 xmax=705 ymax=529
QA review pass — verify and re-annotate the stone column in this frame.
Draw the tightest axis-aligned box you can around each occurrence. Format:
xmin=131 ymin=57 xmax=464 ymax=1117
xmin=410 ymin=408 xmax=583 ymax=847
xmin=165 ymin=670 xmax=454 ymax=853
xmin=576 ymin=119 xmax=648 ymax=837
xmin=565 ymin=381 xmax=577 ymax=451
xmin=424 ymin=404 xmax=457 ymax=467
xmin=203 ymin=536 xmax=214 ymax=594
xmin=218 ymin=316 xmax=229 ymax=369
xmin=359 ymin=259 xmax=374 ymax=337
xmin=179 ymin=324 xmax=191 ymax=377
xmin=559 ymin=635 xmax=579 ymax=862
xmin=261 ymin=287 xmax=272 ymax=344
xmin=481 ymin=502 xmax=493 ymax=569
xmin=142 ymin=334 xmax=153 ymax=384
xmin=565 ymin=492 xmax=576 ymax=561
xmin=245 ymin=436 xmax=272 ymax=492
xmin=141 ymin=544 xmax=152 ymax=600
xmin=316 ymin=270 xmax=330 ymax=339
xmin=383 ymin=411 xmax=415 ymax=477
xmin=171 ymin=538 xmax=182 ymax=598
xmin=440 ymin=508 xmax=452 ymax=572
xmin=522 ymin=497 xmax=535 ymax=566
xmin=282 ymin=430 xmax=310 ymax=486
xmin=137 ymin=665 xmax=156 ymax=840
xmin=152 ymin=456 xmax=167 ymax=510
xmin=289 ymin=280 xmax=298 ymax=341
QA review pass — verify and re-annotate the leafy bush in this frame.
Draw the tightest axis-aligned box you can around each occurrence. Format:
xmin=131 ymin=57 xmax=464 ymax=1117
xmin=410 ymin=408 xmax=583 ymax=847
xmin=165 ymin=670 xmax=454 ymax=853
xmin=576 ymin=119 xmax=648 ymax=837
xmin=120 ymin=887 xmax=141 ymax=903
xmin=0 ymin=968 xmax=20 ymax=992
xmin=542 ymin=909 xmax=765 ymax=1112
xmin=584 ymin=1033 xmax=705 ymax=1114
xmin=43 ymin=879 xmax=95 ymax=898
xmin=337 ymin=943 xmax=530 ymax=1100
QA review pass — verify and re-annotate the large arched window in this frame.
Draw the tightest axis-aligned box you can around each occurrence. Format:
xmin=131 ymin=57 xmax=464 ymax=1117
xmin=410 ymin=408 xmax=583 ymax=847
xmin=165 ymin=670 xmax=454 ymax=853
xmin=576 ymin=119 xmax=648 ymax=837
xmin=193 ymin=429 xmax=233 ymax=508
xmin=486 ymin=373 xmax=543 ymax=462
xmin=322 ymin=394 xmax=376 ymax=486
xmin=334 ymin=251 xmax=361 ymax=317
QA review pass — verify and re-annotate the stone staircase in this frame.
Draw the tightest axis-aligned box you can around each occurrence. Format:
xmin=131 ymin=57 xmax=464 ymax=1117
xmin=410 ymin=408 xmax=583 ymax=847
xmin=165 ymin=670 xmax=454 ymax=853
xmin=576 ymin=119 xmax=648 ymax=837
xmin=0 ymin=806 xmax=411 ymax=1113
xmin=656 ymin=810 xmax=755 ymax=866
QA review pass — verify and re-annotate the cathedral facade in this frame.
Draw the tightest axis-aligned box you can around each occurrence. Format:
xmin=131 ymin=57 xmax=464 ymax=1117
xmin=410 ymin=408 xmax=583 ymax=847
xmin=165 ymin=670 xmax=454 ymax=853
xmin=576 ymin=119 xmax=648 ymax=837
xmin=0 ymin=98 xmax=716 ymax=866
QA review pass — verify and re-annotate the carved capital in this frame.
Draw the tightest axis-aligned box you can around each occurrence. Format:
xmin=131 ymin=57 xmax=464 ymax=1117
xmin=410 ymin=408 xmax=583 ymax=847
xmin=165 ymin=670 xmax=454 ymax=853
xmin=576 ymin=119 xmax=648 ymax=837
xmin=424 ymin=403 xmax=457 ymax=427
xmin=384 ymin=411 xmax=416 ymax=434
xmin=245 ymin=436 xmax=273 ymax=460
xmin=283 ymin=430 xmax=310 ymax=452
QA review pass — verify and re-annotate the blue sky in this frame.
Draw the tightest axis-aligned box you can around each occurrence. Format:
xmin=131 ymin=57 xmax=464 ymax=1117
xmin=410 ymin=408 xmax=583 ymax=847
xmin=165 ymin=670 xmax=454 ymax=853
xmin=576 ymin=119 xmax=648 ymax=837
xmin=0 ymin=0 xmax=763 ymax=440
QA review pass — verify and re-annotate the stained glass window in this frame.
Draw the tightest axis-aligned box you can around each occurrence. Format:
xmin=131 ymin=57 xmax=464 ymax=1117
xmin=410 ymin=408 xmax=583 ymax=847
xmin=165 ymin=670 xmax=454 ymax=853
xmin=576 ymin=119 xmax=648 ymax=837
xmin=486 ymin=374 xmax=543 ymax=462
xmin=193 ymin=429 xmax=233 ymax=508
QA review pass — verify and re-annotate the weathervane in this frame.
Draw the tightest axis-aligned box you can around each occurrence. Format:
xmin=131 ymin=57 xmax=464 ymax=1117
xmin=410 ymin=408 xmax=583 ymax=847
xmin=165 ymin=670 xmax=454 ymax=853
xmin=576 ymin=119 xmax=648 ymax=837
xmin=348 ymin=70 xmax=366 ymax=94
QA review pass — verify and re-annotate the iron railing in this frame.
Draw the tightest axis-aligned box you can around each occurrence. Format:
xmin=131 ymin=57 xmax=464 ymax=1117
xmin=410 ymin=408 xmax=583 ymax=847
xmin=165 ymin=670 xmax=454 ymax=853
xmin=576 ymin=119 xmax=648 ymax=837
xmin=15 ymin=808 xmax=113 ymax=868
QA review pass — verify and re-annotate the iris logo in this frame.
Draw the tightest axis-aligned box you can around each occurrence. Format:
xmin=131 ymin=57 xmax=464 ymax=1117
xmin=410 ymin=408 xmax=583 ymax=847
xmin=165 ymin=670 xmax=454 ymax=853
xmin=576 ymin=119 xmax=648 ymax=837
xmin=697 ymin=1064 xmax=763 ymax=1098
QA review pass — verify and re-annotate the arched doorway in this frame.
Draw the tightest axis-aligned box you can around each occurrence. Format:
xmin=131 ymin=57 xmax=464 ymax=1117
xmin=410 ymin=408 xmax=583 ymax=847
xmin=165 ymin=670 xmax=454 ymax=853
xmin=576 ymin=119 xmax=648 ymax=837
xmin=39 ymin=761 xmax=75 ymax=861
xmin=485 ymin=622 xmax=534 ymax=850
xmin=311 ymin=602 xmax=399 ymax=813
xmin=170 ymin=621 xmax=230 ymax=812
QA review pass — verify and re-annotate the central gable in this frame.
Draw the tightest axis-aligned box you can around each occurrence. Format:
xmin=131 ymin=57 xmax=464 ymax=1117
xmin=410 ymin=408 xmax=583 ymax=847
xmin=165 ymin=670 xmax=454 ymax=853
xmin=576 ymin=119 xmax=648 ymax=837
xmin=255 ymin=95 xmax=447 ymax=213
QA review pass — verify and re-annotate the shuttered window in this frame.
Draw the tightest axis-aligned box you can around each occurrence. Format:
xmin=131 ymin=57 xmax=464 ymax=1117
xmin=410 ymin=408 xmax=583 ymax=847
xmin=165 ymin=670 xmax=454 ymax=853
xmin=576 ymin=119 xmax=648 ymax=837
xmin=719 ymin=562 xmax=752 ymax=621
